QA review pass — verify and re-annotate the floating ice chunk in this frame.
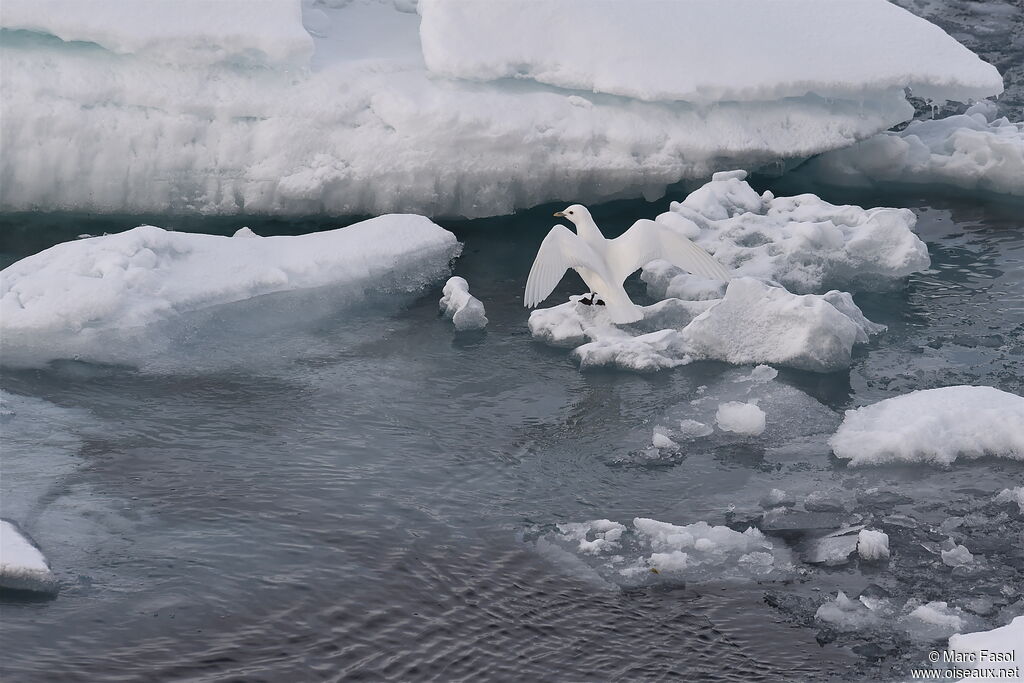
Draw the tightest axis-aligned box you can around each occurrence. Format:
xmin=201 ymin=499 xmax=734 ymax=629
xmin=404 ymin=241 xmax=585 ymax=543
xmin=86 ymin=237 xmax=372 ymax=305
xmin=830 ymin=386 xmax=1024 ymax=466
xmin=816 ymin=591 xmax=884 ymax=631
xmin=948 ymin=617 xmax=1024 ymax=682
xmin=532 ymin=277 xmax=882 ymax=373
xmin=805 ymin=533 xmax=859 ymax=566
xmin=994 ymin=487 xmax=1024 ymax=512
xmin=0 ymin=216 xmax=461 ymax=367
xmin=556 ymin=519 xmax=626 ymax=555
xmin=715 ymin=401 xmax=766 ymax=436
xmin=0 ymin=520 xmax=57 ymax=594
xmin=419 ymin=0 xmax=1002 ymax=105
xmin=760 ymin=489 xmax=794 ymax=509
xmin=630 ymin=519 xmax=792 ymax=582
xmin=677 ymin=419 xmax=714 ymax=439
xmin=682 ymin=278 xmax=879 ymax=373
xmin=645 ymin=171 xmax=929 ymax=294
xmin=543 ymin=517 xmax=793 ymax=586
xmin=900 ymin=602 xmax=979 ymax=641
xmin=857 ymin=529 xmax=890 ymax=561
xmin=804 ymin=491 xmax=847 ymax=513
xmin=941 ymin=542 xmax=975 ymax=568
xmin=800 ymin=101 xmax=1024 ymax=197
xmin=439 ymin=276 xmax=487 ymax=331
xmin=0 ymin=0 xmax=314 ymax=67
xmin=747 ymin=365 xmax=778 ymax=383
xmin=651 ymin=427 xmax=678 ymax=451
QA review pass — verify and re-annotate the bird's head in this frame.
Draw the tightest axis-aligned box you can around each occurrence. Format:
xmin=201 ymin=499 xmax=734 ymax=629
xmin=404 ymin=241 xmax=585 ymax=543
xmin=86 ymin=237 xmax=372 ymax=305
xmin=553 ymin=204 xmax=591 ymax=229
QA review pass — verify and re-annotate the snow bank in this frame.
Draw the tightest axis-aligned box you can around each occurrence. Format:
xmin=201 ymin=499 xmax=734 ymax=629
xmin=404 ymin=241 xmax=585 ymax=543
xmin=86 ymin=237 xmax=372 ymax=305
xmin=439 ymin=276 xmax=487 ymax=331
xmin=799 ymin=101 xmax=1024 ymax=197
xmin=642 ymin=171 xmax=930 ymax=294
xmin=830 ymin=386 xmax=1024 ymax=466
xmin=0 ymin=520 xmax=57 ymax=594
xmin=419 ymin=0 xmax=1002 ymax=105
xmin=0 ymin=1 xmax=1003 ymax=216
xmin=541 ymin=517 xmax=793 ymax=586
xmin=948 ymin=617 xmax=1024 ymax=682
xmin=715 ymin=402 xmax=766 ymax=436
xmin=530 ymin=277 xmax=883 ymax=373
xmin=0 ymin=0 xmax=313 ymax=67
xmin=0 ymin=216 xmax=461 ymax=367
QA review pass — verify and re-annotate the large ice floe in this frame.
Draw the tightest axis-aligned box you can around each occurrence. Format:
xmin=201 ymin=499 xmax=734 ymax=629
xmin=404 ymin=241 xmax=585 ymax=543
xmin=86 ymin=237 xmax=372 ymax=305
xmin=535 ymin=517 xmax=794 ymax=589
xmin=529 ymin=172 xmax=908 ymax=372
xmin=798 ymin=100 xmax=1024 ymax=197
xmin=0 ymin=520 xmax=58 ymax=594
xmin=0 ymin=215 xmax=460 ymax=367
xmin=0 ymin=0 xmax=1004 ymax=216
xmin=830 ymin=386 xmax=1024 ymax=466
xmin=948 ymin=617 xmax=1024 ymax=681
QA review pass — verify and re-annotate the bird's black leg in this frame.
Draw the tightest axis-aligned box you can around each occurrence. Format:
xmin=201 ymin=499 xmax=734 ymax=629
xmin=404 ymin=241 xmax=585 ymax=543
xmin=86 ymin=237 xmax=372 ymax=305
xmin=579 ymin=292 xmax=606 ymax=306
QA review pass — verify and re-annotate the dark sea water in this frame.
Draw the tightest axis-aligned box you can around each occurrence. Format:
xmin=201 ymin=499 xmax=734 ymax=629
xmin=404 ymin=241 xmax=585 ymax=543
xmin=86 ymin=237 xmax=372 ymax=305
xmin=2 ymin=181 xmax=1023 ymax=681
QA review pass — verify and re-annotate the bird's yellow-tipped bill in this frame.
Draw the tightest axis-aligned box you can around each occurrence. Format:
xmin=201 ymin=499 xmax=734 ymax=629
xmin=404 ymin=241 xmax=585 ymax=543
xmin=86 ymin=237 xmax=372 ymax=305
xmin=553 ymin=211 xmax=565 ymax=217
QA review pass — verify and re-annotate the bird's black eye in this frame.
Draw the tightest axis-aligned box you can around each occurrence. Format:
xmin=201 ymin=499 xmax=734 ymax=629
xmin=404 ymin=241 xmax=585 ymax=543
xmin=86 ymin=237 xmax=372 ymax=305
xmin=568 ymin=210 xmax=574 ymax=214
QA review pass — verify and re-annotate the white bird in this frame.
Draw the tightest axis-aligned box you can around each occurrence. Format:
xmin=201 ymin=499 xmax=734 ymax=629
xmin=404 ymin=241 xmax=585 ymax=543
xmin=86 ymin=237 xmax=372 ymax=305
xmin=524 ymin=204 xmax=731 ymax=324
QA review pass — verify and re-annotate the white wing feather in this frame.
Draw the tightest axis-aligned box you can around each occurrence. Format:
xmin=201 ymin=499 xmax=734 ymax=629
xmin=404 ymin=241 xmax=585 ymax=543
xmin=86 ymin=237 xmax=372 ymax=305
xmin=608 ymin=219 xmax=731 ymax=283
xmin=524 ymin=225 xmax=610 ymax=307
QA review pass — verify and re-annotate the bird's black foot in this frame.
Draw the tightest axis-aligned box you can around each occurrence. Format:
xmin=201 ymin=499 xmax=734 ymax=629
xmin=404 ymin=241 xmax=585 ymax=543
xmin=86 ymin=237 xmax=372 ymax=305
xmin=580 ymin=293 xmax=605 ymax=306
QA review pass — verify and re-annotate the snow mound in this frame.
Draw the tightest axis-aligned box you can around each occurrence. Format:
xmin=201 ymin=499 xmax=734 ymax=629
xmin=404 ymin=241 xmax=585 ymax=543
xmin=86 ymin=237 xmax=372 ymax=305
xmin=0 ymin=520 xmax=57 ymax=594
xmin=948 ymin=617 xmax=1024 ymax=682
xmin=540 ymin=517 xmax=794 ymax=586
xmin=800 ymin=101 xmax=1024 ymax=197
xmin=830 ymin=386 xmax=1024 ymax=466
xmin=439 ymin=276 xmax=487 ymax=331
xmin=642 ymin=171 xmax=930 ymax=294
xmin=0 ymin=1 xmax=1003 ymax=216
xmin=0 ymin=0 xmax=313 ymax=67
xmin=715 ymin=401 xmax=766 ymax=436
xmin=419 ymin=0 xmax=1002 ymax=105
xmin=530 ymin=278 xmax=883 ymax=373
xmin=1 ymin=216 xmax=461 ymax=367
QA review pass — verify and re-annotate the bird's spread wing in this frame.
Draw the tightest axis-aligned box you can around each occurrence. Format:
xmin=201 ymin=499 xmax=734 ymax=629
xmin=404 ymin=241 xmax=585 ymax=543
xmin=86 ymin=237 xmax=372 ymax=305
xmin=608 ymin=219 xmax=731 ymax=283
xmin=524 ymin=225 xmax=609 ymax=307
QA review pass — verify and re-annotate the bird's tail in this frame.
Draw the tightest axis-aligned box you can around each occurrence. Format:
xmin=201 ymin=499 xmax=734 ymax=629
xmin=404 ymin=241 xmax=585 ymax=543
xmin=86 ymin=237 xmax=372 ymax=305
xmin=601 ymin=289 xmax=643 ymax=324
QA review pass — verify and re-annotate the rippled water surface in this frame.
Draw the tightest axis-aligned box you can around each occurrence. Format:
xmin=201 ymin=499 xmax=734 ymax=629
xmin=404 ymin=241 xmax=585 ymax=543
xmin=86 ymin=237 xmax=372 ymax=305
xmin=1 ymin=188 xmax=1023 ymax=681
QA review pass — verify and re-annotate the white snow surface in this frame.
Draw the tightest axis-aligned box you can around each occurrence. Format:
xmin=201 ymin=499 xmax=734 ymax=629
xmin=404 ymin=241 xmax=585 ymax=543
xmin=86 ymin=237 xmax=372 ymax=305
xmin=0 ymin=0 xmax=313 ymax=67
xmin=715 ymin=402 xmax=766 ymax=436
xmin=0 ymin=215 xmax=461 ymax=367
xmin=948 ymin=617 xmax=1024 ymax=682
xmin=800 ymin=101 xmax=1024 ymax=197
xmin=641 ymin=171 xmax=930 ymax=294
xmin=830 ymin=386 xmax=1024 ymax=466
xmin=0 ymin=1 xmax=1004 ymax=216
xmin=0 ymin=520 xmax=57 ymax=594
xmin=419 ymin=0 xmax=1002 ymax=105
xmin=439 ymin=276 xmax=487 ymax=331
